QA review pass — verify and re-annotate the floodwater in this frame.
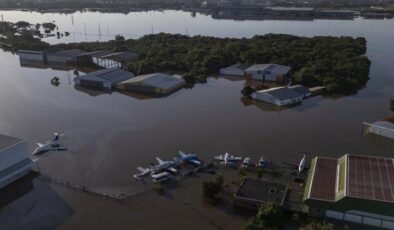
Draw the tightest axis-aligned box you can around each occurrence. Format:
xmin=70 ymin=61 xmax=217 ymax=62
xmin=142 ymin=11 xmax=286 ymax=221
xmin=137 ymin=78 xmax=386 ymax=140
xmin=0 ymin=9 xmax=393 ymax=229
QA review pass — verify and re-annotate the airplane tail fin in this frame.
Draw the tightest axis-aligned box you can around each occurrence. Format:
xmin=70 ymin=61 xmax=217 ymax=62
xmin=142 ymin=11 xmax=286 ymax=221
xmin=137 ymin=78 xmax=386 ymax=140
xmin=178 ymin=150 xmax=186 ymax=157
xmin=156 ymin=157 xmax=164 ymax=164
xmin=53 ymin=132 xmax=64 ymax=141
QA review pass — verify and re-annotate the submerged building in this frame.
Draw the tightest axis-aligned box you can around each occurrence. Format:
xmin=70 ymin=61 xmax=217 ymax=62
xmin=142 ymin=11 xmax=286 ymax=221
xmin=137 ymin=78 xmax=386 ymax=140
xmin=0 ymin=134 xmax=33 ymax=189
xmin=244 ymin=64 xmax=291 ymax=82
xmin=116 ymin=73 xmax=185 ymax=95
xmin=252 ymin=86 xmax=303 ymax=106
xmin=304 ymin=154 xmax=394 ymax=229
xmin=74 ymin=68 xmax=134 ymax=90
xmin=234 ymin=179 xmax=288 ymax=210
xmin=219 ymin=63 xmax=249 ymax=76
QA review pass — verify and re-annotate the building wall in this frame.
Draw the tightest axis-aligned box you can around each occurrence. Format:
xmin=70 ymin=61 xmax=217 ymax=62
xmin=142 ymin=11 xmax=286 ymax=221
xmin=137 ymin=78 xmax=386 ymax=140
xmin=0 ymin=162 xmax=31 ymax=189
xmin=47 ymin=55 xmax=68 ymax=64
xmin=219 ymin=68 xmax=244 ymax=76
xmin=18 ymin=50 xmax=45 ymax=63
xmin=77 ymin=79 xmax=105 ymax=89
xmin=252 ymin=92 xmax=278 ymax=105
xmin=245 ymin=70 xmax=281 ymax=81
xmin=0 ymin=141 xmax=28 ymax=172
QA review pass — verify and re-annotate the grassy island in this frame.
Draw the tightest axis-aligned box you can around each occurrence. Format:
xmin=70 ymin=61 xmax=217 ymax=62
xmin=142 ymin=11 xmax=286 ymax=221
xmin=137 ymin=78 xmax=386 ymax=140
xmin=0 ymin=21 xmax=370 ymax=94
xmin=60 ymin=33 xmax=369 ymax=93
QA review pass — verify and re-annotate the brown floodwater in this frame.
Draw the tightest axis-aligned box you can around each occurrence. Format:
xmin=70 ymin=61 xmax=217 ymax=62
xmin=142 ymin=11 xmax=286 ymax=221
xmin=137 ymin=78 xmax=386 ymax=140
xmin=0 ymin=10 xmax=393 ymax=230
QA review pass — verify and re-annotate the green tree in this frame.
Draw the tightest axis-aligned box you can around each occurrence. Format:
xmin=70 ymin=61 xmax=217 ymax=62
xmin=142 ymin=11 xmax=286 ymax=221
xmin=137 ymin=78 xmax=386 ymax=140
xmin=300 ymin=221 xmax=334 ymax=230
xmin=244 ymin=203 xmax=284 ymax=230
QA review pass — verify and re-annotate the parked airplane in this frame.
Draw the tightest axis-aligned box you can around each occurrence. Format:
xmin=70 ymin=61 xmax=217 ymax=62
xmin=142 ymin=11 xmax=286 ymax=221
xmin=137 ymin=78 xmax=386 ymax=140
xmin=32 ymin=133 xmax=67 ymax=155
xmin=152 ymin=157 xmax=177 ymax=173
xmin=298 ymin=154 xmax=306 ymax=174
xmin=214 ymin=153 xmax=242 ymax=165
xmin=133 ymin=167 xmax=154 ymax=180
xmin=177 ymin=151 xmax=201 ymax=165
xmin=257 ymin=156 xmax=267 ymax=168
xmin=242 ymin=157 xmax=252 ymax=168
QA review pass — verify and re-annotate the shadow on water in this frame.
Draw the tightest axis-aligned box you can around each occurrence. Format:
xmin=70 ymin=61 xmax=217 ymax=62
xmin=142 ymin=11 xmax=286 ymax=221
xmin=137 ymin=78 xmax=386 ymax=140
xmin=0 ymin=172 xmax=74 ymax=230
xmin=0 ymin=171 xmax=39 ymax=209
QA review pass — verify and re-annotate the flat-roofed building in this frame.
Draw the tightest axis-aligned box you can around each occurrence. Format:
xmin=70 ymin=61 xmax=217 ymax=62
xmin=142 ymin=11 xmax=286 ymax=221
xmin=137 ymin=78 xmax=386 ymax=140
xmin=0 ymin=134 xmax=33 ymax=189
xmin=74 ymin=68 xmax=134 ymax=90
xmin=117 ymin=73 xmax=185 ymax=95
xmin=244 ymin=64 xmax=291 ymax=82
xmin=47 ymin=49 xmax=87 ymax=65
xmin=304 ymin=154 xmax=394 ymax=229
xmin=234 ymin=179 xmax=289 ymax=210
xmin=252 ymin=86 xmax=303 ymax=106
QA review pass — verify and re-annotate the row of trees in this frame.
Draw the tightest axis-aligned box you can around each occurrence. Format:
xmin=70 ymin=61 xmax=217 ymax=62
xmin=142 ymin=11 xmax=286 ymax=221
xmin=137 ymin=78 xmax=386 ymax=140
xmin=244 ymin=203 xmax=334 ymax=230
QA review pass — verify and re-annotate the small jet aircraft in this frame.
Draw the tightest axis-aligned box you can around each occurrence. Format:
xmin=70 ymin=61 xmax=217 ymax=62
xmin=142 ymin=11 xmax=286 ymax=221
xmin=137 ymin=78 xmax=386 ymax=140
xmin=152 ymin=157 xmax=177 ymax=173
xmin=214 ymin=153 xmax=242 ymax=166
xmin=298 ymin=154 xmax=306 ymax=174
xmin=177 ymin=151 xmax=201 ymax=165
xmin=133 ymin=167 xmax=154 ymax=180
xmin=32 ymin=133 xmax=67 ymax=155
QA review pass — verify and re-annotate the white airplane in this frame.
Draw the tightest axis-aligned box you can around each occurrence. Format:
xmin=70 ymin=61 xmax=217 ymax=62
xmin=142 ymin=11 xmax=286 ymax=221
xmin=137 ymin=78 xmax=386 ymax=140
xmin=177 ymin=151 xmax=201 ymax=165
xmin=298 ymin=154 xmax=306 ymax=174
xmin=214 ymin=153 xmax=242 ymax=166
xmin=242 ymin=157 xmax=252 ymax=168
xmin=32 ymin=133 xmax=67 ymax=155
xmin=152 ymin=157 xmax=177 ymax=173
xmin=133 ymin=167 xmax=154 ymax=180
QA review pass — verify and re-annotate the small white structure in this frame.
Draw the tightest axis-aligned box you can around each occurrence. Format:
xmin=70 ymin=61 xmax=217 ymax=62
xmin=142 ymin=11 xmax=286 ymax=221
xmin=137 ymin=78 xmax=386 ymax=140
xmin=0 ymin=134 xmax=33 ymax=189
xmin=74 ymin=68 xmax=134 ymax=90
xmin=245 ymin=64 xmax=291 ymax=82
xmin=117 ymin=73 xmax=185 ymax=95
xmin=219 ymin=63 xmax=249 ymax=76
xmin=252 ymin=86 xmax=303 ymax=106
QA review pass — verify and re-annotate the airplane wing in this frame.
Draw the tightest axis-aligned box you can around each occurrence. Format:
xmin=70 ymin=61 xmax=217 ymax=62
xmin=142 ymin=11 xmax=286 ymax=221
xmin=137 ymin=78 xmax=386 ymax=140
xmin=213 ymin=155 xmax=223 ymax=160
xmin=189 ymin=159 xmax=201 ymax=165
xmin=36 ymin=143 xmax=44 ymax=148
xmin=178 ymin=151 xmax=187 ymax=158
xmin=137 ymin=167 xmax=146 ymax=172
xmin=156 ymin=157 xmax=165 ymax=165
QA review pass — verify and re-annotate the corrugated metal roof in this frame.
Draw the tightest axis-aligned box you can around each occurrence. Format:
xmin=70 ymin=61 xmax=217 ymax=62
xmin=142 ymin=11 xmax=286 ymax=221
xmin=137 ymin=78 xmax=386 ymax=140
xmin=76 ymin=68 xmax=133 ymax=84
xmin=223 ymin=63 xmax=249 ymax=71
xmin=121 ymin=73 xmax=185 ymax=90
xmin=289 ymin=85 xmax=310 ymax=96
xmin=80 ymin=50 xmax=113 ymax=58
xmin=49 ymin=49 xmax=86 ymax=57
xmin=245 ymin=64 xmax=291 ymax=75
xmin=257 ymin=86 xmax=302 ymax=101
xmin=102 ymin=52 xmax=139 ymax=62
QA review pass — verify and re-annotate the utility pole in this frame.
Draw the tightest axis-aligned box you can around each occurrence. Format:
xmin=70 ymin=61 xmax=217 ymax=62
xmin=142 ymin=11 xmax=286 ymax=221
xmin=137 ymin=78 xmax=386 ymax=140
xmin=84 ymin=23 xmax=87 ymax=41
